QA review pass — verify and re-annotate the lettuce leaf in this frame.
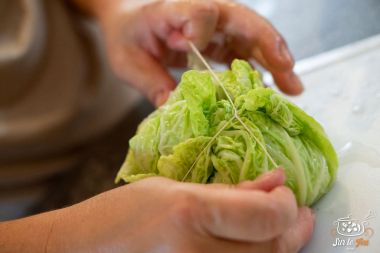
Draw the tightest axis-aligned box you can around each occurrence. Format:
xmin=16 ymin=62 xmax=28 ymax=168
xmin=116 ymin=59 xmax=338 ymax=206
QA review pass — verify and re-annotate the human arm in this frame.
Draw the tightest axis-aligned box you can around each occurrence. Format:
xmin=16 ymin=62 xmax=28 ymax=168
xmin=0 ymin=169 xmax=314 ymax=253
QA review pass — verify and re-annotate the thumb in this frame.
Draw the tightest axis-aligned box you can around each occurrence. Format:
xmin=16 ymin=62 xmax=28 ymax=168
xmin=237 ymin=168 xmax=286 ymax=192
xmin=196 ymin=168 xmax=285 ymax=191
xmin=110 ymin=45 xmax=176 ymax=107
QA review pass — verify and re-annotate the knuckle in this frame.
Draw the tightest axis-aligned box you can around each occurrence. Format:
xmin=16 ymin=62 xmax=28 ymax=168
xmin=275 ymin=34 xmax=287 ymax=47
xmin=195 ymin=1 xmax=219 ymax=15
xmin=171 ymin=190 xmax=202 ymax=226
xmin=275 ymin=187 xmax=297 ymax=210
xmin=280 ymin=188 xmax=298 ymax=218
xmin=278 ymin=186 xmax=296 ymax=203
xmin=272 ymin=238 xmax=289 ymax=253
xmin=179 ymin=247 xmax=202 ymax=253
xmin=263 ymin=188 xmax=297 ymax=236
xmin=180 ymin=243 xmax=206 ymax=253
xmin=277 ymin=189 xmax=297 ymax=219
xmin=262 ymin=201 xmax=284 ymax=234
xmin=189 ymin=2 xmax=219 ymax=21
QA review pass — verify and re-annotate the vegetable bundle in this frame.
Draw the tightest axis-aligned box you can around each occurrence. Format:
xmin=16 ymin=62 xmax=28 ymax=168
xmin=116 ymin=60 xmax=338 ymax=206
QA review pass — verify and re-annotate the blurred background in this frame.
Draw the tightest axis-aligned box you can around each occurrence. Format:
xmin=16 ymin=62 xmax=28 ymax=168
xmin=241 ymin=0 xmax=380 ymax=60
xmin=1 ymin=0 xmax=380 ymax=221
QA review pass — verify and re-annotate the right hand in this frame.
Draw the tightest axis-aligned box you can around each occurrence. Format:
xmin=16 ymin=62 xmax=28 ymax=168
xmin=47 ymin=168 xmax=314 ymax=252
xmin=81 ymin=0 xmax=303 ymax=106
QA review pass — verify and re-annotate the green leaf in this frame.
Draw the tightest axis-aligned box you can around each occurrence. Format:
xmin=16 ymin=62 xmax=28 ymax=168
xmin=211 ymin=117 xmax=269 ymax=184
xmin=158 ymin=136 xmax=213 ymax=183
xmin=117 ymin=59 xmax=338 ymax=207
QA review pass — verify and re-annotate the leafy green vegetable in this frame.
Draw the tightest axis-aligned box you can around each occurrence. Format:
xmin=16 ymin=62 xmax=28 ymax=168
xmin=116 ymin=59 xmax=338 ymax=206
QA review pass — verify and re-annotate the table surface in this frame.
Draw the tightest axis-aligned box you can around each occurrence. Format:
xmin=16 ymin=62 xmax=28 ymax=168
xmin=236 ymin=3 xmax=380 ymax=251
xmin=287 ymin=34 xmax=380 ymax=253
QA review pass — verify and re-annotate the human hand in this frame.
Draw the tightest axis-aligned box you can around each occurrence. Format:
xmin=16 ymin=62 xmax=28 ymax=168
xmin=46 ymin=169 xmax=314 ymax=252
xmin=82 ymin=0 xmax=303 ymax=106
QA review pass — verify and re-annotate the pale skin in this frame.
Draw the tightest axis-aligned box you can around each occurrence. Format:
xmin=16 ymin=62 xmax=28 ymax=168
xmin=0 ymin=1 xmax=312 ymax=252
xmin=74 ymin=0 xmax=303 ymax=105
xmin=0 ymin=169 xmax=314 ymax=253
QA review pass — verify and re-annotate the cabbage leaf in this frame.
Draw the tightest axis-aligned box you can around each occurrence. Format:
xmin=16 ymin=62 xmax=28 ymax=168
xmin=116 ymin=60 xmax=338 ymax=206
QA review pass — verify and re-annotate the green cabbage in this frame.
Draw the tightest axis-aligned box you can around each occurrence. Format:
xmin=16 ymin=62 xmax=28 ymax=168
xmin=116 ymin=60 xmax=338 ymax=206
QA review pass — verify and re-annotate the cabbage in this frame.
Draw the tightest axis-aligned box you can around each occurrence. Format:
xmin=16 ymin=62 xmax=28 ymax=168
xmin=116 ymin=60 xmax=338 ymax=206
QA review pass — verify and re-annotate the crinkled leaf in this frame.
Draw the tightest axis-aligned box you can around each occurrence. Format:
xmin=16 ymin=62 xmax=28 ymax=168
xmin=158 ymin=136 xmax=213 ymax=183
xmin=117 ymin=59 xmax=338 ymax=206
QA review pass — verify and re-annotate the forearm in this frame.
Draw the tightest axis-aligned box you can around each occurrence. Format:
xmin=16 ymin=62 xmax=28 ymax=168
xmin=0 ymin=200 xmax=103 ymax=253
xmin=0 ymin=209 xmax=61 ymax=253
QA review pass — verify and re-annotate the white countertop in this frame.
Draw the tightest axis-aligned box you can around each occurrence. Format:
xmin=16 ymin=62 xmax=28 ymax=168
xmin=280 ymin=34 xmax=380 ymax=253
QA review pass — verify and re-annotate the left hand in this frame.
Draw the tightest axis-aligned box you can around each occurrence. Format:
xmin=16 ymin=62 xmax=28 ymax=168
xmin=76 ymin=0 xmax=303 ymax=106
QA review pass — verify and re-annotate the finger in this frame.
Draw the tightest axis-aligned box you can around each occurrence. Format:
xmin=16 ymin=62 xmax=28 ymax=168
xmin=202 ymin=41 xmax=237 ymax=65
xmin=216 ymin=2 xmax=293 ymax=70
xmin=109 ymin=45 xmax=176 ymax=106
xmin=194 ymin=237 xmax=273 ymax=253
xmin=152 ymin=1 xmax=219 ymax=51
xmin=161 ymin=50 xmax=188 ymax=68
xmin=197 ymin=185 xmax=298 ymax=242
xmin=237 ymin=168 xmax=286 ymax=191
xmin=272 ymin=70 xmax=304 ymax=95
xmin=251 ymin=47 xmax=270 ymax=69
xmin=200 ymin=207 xmax=314 ymax=253
xmin=246 ymin=44 xmax=304 ymax=95
xmin=274 ymin=207 xmax=315 ymax=253
xmin=215 ymin=1 xmax=303 ymax=94
xmin=185 ymin=168 xmax=285 ymax=192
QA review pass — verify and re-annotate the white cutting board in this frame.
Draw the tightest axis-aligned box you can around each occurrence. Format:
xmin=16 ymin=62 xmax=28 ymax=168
xmin=276 ymin=35 xmax=380 ymax=253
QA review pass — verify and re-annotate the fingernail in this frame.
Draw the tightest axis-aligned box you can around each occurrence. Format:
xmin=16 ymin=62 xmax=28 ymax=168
xmin=258 ymin=168 xmax=286 ymax=183
xmin=310 ymin=208 xmax=316 ymax=220
xmin=258 ymin=170 xmax=276 ymax=181
xmin=309 ymin=209 xmax=316 ymax=225
xmin=261 ymin=168 xmax=281 ymax=178
xmin=274 ymin=167 xmax=285 ymax=173
xmin=270 ymin=167 xmax=286 ymax=179
xmin=288 ymin=72 xmax=304 ymax=94
xmin=278 ymin=41 xmax=294 ymax=66
xmin=154 ymin=90 xmax=169 ymax=107
xmin=302 ymin=207 xmax=316 ymax=220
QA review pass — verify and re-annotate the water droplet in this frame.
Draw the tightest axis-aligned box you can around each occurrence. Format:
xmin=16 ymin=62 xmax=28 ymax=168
xmin=339 ymin=142 xmax=353 ymax=154
xmin=352 ymin=105 xmax=363 ymax=114
xmin=339 ymin=141 xmax=380 ymax=167
xmin=330 ymin=88 xmax=341 ymax=97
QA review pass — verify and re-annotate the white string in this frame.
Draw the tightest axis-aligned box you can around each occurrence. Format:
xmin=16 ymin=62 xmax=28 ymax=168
xmin=187 ymin=41 xmax=237 ymax=112
xmin=181 ymin=117 xmax=233 ymax=182
xmin=182 ymin=41 xmax=278 ymax=181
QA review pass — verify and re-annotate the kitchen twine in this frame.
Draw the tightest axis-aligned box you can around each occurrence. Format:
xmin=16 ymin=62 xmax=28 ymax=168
xmin=181 ymin=41 xmax=278 ymax=182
